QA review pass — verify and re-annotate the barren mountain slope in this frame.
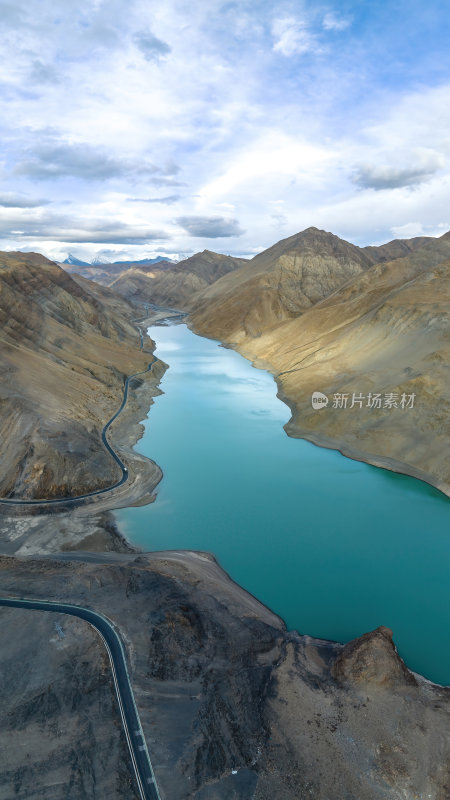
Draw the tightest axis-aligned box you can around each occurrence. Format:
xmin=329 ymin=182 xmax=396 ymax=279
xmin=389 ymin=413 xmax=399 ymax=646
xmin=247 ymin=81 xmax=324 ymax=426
xmin=234 ymin=247 xmax=450 ymax=492
xmin=189 ymin=232 xmax=450 ymax=494
xmin=0 ymin=252 xmax=164 ymax=500
xmin=190 ymin=227 xmax=375 ymax=340
xmin=362 ymin=235 xmax=433 ymax=263
xmin=109 ymin=266 xmax=206 ymax=309
xmin=69 ymin=272 xmax=147 ymax=317
xmin=110 ymin=249 xmax=248 ymax=310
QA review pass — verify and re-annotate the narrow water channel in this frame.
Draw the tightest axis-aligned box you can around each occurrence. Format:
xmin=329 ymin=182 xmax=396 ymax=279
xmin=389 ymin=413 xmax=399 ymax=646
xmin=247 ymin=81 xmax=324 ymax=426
xmin=115 ymin=323 xmax=450 ymax=685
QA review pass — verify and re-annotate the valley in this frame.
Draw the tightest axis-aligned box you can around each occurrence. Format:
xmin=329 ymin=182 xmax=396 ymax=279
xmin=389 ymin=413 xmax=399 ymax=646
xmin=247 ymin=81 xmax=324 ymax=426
xmin=0 ymin=231 xmax=448 ymax=799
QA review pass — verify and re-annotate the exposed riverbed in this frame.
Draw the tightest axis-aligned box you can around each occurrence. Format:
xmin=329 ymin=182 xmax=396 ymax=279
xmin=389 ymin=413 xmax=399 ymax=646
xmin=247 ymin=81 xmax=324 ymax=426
xmin=116 ymin=323 xmax=450 ymax=685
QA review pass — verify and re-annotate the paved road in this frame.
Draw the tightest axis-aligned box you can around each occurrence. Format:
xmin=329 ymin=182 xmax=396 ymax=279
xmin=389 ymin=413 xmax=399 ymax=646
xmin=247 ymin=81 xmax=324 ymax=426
xmin=0 ymin=308 xmax=187 ymax=507
xmin=0 ymin=342 xmax=157 ymax=507
xmin=0 ymin=596 xmax=161 ymax=800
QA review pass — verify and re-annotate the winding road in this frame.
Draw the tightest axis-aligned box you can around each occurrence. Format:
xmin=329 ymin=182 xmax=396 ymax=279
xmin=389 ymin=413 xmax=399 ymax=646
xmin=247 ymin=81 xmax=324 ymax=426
xmin=0 ymin=327 xmax=158 ymax=507
xmin=0 ymin=596 xmax=161 ymax=800
xmin=0 ymin=319 xmax=169 ymax=797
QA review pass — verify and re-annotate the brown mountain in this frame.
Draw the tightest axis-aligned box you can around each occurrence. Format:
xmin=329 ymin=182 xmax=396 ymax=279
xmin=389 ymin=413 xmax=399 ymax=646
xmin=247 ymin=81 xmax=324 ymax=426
xmin=190 ymin=227 xmax=375 ymax=342
xmin=0 ymin=251 xmax=163 ymax=500
xmin=190 ymin=230 xmax=450 ymax=494
xmin=362 ymin=235 xmax=433 ymax=263
xmin=109 ymin=249 xmax=248 ymax=310
xmin=60 ymin=257 xmax=173 ymax=286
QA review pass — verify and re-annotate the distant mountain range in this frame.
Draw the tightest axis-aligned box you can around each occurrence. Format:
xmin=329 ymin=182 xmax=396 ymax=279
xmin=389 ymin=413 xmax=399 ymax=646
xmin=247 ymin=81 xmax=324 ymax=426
xmin=63 ymin=254 xmax=91 ymax=266
xmin=63 ymin=253 xmax=174 ymax=267
xmin=108 ymin=250 xmax=249 ymax=309
xmin=60 ymin=255 xmax=175 ymax=284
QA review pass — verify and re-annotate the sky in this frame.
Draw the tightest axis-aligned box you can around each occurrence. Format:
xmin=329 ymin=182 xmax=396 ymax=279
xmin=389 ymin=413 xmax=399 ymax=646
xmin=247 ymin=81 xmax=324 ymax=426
xmin=1 ymin=0 xmax=450 ymax=262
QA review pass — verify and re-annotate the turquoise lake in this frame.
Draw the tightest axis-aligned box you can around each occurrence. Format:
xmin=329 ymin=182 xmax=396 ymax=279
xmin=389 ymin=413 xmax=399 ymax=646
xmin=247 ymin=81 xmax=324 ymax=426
xmin=116 ymin=323 xmax=450 ymax=685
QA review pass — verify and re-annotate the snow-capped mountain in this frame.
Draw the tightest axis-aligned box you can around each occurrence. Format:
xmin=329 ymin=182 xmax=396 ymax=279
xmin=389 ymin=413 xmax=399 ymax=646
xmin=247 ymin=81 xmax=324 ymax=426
xmin=63 ymin=254 xmax=90 ymax=267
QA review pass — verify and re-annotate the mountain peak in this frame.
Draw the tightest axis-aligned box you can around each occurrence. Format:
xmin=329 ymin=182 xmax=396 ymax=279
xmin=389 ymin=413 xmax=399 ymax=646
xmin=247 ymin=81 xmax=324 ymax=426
xmin=63 ymin=253 xmax=90 ymax=267
xmin=296 ymin=226 xmax=341 ymax=242
xmin=91 ymin=255 xmax=111 ymax=265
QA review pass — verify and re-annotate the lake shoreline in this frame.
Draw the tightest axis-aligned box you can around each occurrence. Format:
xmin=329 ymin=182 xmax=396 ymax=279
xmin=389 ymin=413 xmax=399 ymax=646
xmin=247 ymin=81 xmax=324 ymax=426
xmin=117 ymin=320 xmax=449 ymax=685
xmin=1 ymin=313 xmax=447 ymax=683
xmin=187 ymin=318 xmax=450 ymax=498
xmin=1 ymin=318 xmax=449 ymax=798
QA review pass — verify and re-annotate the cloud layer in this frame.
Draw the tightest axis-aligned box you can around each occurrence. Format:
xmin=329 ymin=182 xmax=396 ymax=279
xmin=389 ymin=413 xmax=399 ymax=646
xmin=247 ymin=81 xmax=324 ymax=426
xmin=0 ymin=0 xmax=449 ymax=260
xmin=13 ymin=140 xmax=180 ymax=183
xmin=176 ymin=216 xmax=245 ymax=238
xmin=352 ymin=152 xmax=445 ymax=190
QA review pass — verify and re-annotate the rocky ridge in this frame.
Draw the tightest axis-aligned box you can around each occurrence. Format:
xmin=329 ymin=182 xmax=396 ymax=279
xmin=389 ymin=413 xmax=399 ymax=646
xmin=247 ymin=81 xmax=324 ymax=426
xmin=60 ymin=256 xmax=174 ymax=286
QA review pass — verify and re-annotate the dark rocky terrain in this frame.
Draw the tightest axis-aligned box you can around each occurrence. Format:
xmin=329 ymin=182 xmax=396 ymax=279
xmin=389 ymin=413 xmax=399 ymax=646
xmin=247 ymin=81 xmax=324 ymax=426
xmin=0 ymin=603 xmax=140 ymax=800
xmin=0 ymin=550 xmax=448 ymax=800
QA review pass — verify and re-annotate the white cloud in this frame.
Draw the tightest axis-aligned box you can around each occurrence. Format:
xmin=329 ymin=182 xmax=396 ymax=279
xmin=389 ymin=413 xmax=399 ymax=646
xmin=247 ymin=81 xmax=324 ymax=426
xmin=311 ymin=172 xmax=450 ymax=245
xmin=272 ymin=17 xmax=319 ymax=57
xmin=13 ymin=140 xmax=179 ymax=182
xmin=0 ymin=192 xmax=49 ymax=208
xmin=197 ymin=131 xmax=334 ymax=206
xmin=0 ymin=206 xmax=169 ymax=244
xmin=390 ymin=222 xmax=424 ymax=238
xmin=0 ymin=0 xmax=449 ymax=258
xmin=323 ymin=12 xmax=352 ymax=31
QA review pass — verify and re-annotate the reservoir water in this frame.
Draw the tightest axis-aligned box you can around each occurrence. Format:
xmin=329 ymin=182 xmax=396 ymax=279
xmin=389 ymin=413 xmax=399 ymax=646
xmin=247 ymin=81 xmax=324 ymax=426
xmin=116 ymin=323 xmax=450 ymax=685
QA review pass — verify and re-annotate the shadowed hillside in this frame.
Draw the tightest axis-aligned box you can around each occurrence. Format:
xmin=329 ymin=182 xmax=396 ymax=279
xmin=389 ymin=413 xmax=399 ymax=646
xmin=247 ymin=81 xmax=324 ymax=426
xmin=109 ymin=249 xmax=248 ymax=310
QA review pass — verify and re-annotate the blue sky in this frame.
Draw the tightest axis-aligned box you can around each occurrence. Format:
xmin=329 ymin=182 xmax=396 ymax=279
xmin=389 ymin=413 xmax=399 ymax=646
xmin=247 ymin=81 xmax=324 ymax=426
xmin=0 ymin=0 xmax=449 ymax=261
